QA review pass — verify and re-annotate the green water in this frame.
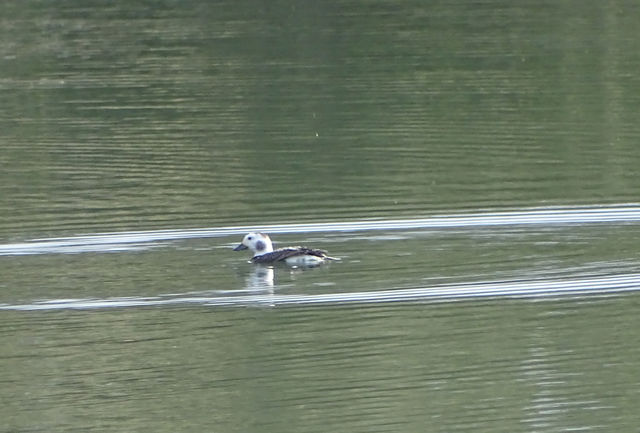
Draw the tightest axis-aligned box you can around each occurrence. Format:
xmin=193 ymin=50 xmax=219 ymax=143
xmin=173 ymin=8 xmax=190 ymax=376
xmin=2 ymin=1 xmax=640 ymax=431
xmin=2 ymin=0 xmax=639 ymax=238
xmin=4 ymin=298 xmax=640 ymax=432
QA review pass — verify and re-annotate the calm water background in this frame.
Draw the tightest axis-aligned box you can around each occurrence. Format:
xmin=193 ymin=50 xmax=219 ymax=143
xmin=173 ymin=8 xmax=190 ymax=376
xmin=2 ymin=1 xmax=640 ymax=432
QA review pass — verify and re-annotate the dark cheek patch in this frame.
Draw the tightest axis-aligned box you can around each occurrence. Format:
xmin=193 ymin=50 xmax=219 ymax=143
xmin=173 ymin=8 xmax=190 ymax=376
xmin=256 ymin=240 xmax=266 ymax=251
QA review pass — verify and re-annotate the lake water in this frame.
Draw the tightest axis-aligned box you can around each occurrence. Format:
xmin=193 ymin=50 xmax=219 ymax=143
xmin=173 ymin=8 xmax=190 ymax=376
xmin=2 ymin=1 xmax=640 ymax=432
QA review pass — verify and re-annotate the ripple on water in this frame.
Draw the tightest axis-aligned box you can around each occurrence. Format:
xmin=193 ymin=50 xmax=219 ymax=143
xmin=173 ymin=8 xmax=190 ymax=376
xmin=1 ymin=273 xmax=639 ymax=311
xmin=1 ymin=204 xmax=639 ymax=256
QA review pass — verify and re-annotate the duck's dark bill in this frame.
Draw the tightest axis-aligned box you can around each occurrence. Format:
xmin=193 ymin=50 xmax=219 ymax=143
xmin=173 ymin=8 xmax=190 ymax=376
xmin=233 ymin=244 xmax=248 ymax=251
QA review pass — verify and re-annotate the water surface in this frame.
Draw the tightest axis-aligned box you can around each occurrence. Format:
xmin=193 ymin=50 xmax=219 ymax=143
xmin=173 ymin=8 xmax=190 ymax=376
xmin=2 ymin=1 xmax=640 ymax=432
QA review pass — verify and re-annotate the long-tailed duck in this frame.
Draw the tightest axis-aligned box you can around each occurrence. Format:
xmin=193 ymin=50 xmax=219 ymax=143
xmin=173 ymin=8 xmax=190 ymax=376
xmin=233 ymin=232 xmax=338 ymax=266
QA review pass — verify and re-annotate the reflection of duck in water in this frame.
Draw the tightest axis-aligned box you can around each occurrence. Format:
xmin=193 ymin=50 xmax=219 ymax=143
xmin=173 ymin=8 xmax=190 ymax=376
xmin=233 ymin=232 xmax=339 ymax=266
xmin=246 ymin=265 xmax=274 ymax=291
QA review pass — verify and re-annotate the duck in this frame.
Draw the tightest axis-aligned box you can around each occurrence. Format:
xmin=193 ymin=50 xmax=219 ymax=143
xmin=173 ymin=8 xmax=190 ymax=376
xmin=233 ymin=232 xmax=339 ymax=266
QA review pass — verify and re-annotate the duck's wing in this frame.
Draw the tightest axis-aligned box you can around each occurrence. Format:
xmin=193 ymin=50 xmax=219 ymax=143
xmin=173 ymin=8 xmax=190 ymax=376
xmin=251 ymin=247 xmax=329 ymax=264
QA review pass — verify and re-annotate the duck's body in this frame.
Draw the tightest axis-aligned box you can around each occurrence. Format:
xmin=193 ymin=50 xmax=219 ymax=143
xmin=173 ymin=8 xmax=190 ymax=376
xmin=233 ymin=232 xmax=338 ymax=266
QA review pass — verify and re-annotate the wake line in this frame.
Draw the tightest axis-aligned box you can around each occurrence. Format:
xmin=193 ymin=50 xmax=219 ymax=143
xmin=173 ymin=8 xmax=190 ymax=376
xmin=2 ymin=273 xmax=639 ymax=311
xmin=2 ymin=204 xmax=640 ymax=255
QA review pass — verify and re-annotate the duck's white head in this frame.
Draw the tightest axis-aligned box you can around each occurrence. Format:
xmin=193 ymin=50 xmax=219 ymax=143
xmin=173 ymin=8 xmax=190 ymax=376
xmin=233 ymin=232 xmax=274 ymax=256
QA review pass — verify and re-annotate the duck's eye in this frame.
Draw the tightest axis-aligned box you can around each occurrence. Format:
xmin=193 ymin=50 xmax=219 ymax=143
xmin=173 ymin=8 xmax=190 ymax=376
xmin=247 ymin=236 xmax=253 ymax=240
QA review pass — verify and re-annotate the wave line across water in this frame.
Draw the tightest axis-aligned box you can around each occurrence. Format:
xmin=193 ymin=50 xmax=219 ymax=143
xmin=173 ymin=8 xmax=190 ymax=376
xmin=1 ymin=204 xmax=639 ymax=255
xmin=2 ymin=273 xmax=639 ymax=311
